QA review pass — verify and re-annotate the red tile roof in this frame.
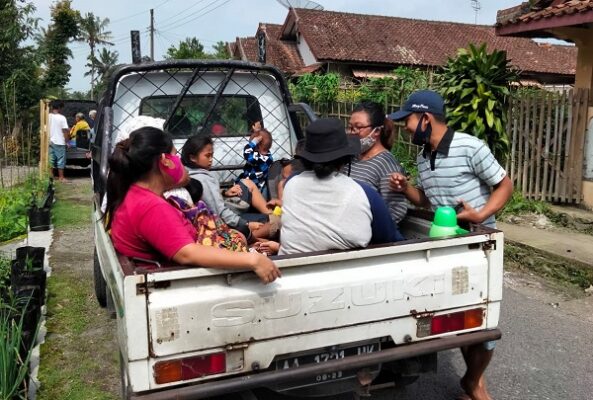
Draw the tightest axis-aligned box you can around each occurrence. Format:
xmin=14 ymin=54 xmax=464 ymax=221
xmin=497 ymin=0 xmax=593 ymax=26
xmin=230 ymin=27 xmax=304 ymax=75
xmin=288 ymin=8 xmax=576 ymax=76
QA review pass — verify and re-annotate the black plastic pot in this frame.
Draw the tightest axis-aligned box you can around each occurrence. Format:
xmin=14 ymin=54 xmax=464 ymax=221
xmin=15 ymin=246 xmax=45 ymax=270
xmin=11 ymin=246 xmax=47 ymax=307
xmin=13 ymin=287 xmax=41 ymax=334
xmin=29 ymin=207 xmax=51 ymax=231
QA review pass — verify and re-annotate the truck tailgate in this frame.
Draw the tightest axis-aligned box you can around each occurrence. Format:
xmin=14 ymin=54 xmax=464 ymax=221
xmin=145 ymin=232 xmax=502 ymax=357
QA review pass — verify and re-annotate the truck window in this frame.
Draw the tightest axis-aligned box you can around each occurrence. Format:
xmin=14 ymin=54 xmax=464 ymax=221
xmin=139 ymin=95 xmax=262 ymax=138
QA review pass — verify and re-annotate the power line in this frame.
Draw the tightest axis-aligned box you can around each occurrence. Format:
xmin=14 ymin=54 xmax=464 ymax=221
xmin=109 ymin=0 xmax=174 ymax=24
xmin=157 ymin=0 xmax=231 ymax=32
xmin=156 ymin=28 xmax=221 ymax=45
xmin=154 ymin=0 xmax=210 ymax=26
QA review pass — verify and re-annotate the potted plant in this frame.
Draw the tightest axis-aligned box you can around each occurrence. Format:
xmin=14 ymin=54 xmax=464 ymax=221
xmin=0 ymin=297 xmax=36 ymax=399
xmin=11 ymin=247 xmax=46 ymax=307
xmin=28 ymin=191 xmax=51 ymax=232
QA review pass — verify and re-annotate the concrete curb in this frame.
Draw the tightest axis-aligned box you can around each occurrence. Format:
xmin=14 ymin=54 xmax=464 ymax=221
xmin=0 ymin=227 xmax=54 ymax=400
xmin=499 ymin=222 xmax=593 ymax=269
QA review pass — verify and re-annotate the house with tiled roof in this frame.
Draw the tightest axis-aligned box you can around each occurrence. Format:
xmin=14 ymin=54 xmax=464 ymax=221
xmin=230 ymin=8 xmax=577 ymax=84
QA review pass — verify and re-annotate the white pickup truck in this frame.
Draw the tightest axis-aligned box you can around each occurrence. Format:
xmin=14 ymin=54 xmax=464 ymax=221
xmin=91 ymin=60 xmax=503 ymax=399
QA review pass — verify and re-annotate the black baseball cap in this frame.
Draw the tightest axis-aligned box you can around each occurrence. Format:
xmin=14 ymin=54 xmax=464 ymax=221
xmin=389 ymin=90 xmax=445 ymax=121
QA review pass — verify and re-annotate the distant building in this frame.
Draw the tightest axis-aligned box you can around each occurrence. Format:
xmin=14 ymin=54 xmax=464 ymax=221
xmin=230 ymin=8 xmax=576 ymax=84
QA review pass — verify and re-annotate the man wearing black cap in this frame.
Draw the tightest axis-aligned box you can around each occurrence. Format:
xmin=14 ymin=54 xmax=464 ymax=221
xmin=278 ymin=118 xmax=402 ymax=255
xmin=389 ymin=90 xmax=512 ymax=400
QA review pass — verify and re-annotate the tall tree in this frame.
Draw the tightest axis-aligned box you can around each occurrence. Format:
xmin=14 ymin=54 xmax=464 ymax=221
xmin=86 ymin=47 xmax=119 ymax=97
xmin=164 ymin=37 xmax=208 ymax=59
xmin=43 ymin=0 xmax=80 ymax=91
xmin=0 ymin=1 xmax=42 ymax=121
xmin=77 ymin=12 xmax=113 ymax=100
xmin=212 ymin=40 xmax=230 ymax=59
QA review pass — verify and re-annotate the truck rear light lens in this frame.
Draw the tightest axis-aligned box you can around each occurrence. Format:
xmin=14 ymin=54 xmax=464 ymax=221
xmin=154 ymin=352 xmax=226 ymax=384
xmin=430 ymin=308 xmax=483 ymax=335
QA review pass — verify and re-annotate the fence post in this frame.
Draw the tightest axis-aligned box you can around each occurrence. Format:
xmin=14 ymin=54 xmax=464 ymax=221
xmin=39 ymin=99 xmax=49 ymax=179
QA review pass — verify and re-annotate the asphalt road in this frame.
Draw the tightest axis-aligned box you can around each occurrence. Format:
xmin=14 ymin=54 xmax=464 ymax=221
xmin=365 ymin=272 xmax=593 ymax=400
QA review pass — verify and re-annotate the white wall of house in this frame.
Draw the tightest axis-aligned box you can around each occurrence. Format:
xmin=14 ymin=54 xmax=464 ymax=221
xmin=297 ymin=35 xmax=317 ymax=66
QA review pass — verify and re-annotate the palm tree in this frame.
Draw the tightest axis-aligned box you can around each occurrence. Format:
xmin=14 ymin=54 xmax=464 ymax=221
xmin=85 ymin=47 xmax=119 ymax=98
xmin=77 ymin=12 xmax=113 ymax=100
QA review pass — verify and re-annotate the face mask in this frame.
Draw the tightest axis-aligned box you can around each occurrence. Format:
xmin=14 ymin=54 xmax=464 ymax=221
xmin=160 ymin=153 xmax=185 ymax=185
xmin=359 ymin=128 xmax=378 ymax=153
xmin=412 ymin=115 xmax=432 ymax=146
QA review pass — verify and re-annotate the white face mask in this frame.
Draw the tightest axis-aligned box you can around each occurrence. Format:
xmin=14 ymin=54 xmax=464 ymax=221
xmin=359 ymin=128 xmax=378 ymax=153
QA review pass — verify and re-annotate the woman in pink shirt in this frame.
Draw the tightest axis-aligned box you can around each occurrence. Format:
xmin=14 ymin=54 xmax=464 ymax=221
xmin=105 ymin=126 xmax=280 ymax=284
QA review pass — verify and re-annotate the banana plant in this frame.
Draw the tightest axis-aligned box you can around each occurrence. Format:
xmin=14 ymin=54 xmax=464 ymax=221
xmin=439 ymin=43 xmax=518 ymax=162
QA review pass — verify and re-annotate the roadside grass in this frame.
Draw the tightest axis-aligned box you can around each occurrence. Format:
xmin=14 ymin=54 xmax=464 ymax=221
xmin=37 ymin=180 xmax=118 ymax=400
xmin=505 ymin=242 xmax=593 ymax=289
xmin=497 ymin=190 xmax=551 ymax=218
xmin=51 ymin=181 xmax=92 ymax=228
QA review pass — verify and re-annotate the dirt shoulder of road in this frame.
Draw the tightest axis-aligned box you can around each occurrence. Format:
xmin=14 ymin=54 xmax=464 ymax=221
xmin=37 ymin=178 xmax=119 ymax=400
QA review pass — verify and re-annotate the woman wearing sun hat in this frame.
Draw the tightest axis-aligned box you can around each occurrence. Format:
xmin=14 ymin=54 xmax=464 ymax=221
xmin=278 ymin=118 xmax=403 ymax=255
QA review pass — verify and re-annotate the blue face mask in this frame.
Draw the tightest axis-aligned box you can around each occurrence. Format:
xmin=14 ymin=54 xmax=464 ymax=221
xmin=412 ymin=114 xmax=432 ymax=146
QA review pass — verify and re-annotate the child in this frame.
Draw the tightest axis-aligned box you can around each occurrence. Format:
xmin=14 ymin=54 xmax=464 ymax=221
xmin=166 ymin=186 xmax=248 ymax=252
xmin=181 ymin=135 xmax=275 ymax=241
xmin=235 ymin=129 xmax=274 ymax=193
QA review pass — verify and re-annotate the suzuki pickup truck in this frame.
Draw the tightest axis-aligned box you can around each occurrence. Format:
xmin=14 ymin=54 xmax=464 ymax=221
xmin=91 ymin=60 xmax=503 ymax=399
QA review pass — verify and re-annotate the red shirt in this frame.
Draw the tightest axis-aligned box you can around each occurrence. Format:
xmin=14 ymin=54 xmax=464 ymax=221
xmin=111 ymin=185 xmax=196 ymax=261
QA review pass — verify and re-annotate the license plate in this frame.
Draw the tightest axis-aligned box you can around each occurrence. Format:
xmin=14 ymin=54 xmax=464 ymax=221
xmin=275 ymin=343 xmax=380 ymax=384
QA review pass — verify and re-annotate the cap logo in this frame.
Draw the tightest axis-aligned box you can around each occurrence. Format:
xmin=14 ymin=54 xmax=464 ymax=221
xmin=411 ymin=103 xmax=429 ymax=110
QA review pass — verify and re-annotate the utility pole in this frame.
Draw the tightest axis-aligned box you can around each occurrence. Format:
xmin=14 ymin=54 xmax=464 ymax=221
xmin=470 ymin=0 xmax=481 ymax=24
xmin=150 ymin=9 xmax=155 ymax=61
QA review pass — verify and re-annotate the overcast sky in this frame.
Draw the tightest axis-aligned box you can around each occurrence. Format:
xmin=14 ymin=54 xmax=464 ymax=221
xmin=30 ymin=0 xmax=528 ymax=92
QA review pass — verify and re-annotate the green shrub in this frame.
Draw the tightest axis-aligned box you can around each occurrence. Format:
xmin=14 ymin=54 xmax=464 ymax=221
xmin=0 ymin=296 xmax=35 ymax=399
xmin=498 ymin=190 xmax=550 ymax=217
xmin=0 ymin=175 xmax=48 ymax=243
xmin=439 ymin=43 xmax=518 ymax=163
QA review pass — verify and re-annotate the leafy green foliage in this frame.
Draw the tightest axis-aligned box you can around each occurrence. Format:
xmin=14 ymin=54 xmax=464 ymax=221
xmin=290 ymin=68 xmax=432 ymax=108
xmin=0 ymin=176 xmax=48 ymax=243
xmin=498 ymin=190 xmax=551 ymax=217
xmin=165 ymin=37 xmax=208 ymax=59
xmin=43 ymin=0 xmax=81 ymax=91
xmin=212 ymin=40 xmax=230 ymax=59
xmin=359 ymin=67 xmax=432 ymax=106
xmin=0 ymin=1 xmax=43 ymax=116
xmin=86 ymin=47 xmax=118 ymax=98
xmin=290 ymin=73 xmax=340 ymax=104
xmin=439 ymin=43 xmax=518 ymax=162
xmin=0 ymin=297 xmax=34 ymax=400
xmin=392 ymin=140 xmax=418 ymax=180
xmin=165 ymin=37 xmax=231 ymax=60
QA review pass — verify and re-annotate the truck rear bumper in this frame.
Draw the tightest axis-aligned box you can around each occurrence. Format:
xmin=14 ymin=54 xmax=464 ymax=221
xmin=129 ymin=329 xmax=501 ymax=400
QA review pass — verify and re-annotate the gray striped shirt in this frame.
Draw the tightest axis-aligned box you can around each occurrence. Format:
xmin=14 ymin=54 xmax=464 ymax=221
xmin=417 ymin=131 xmax=506 ymax=227
xmin=343 ymin=151 xmax=408 ymax=223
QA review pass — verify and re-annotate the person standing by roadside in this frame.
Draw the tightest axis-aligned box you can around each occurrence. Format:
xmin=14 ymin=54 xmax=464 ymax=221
xmin=389 ymin=90 xmax=513 ymax=400
xmin=48 ymin=101 xmax=70 ymax=182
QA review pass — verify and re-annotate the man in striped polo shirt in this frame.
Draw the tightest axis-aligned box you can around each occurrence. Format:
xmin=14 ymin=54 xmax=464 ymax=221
xmin=389 ymin=90 xmax=513 ymax=400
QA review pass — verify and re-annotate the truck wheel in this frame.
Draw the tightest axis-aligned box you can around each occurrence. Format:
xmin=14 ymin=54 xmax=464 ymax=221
xmin=93 ymin=248 xmax=107 ymax=308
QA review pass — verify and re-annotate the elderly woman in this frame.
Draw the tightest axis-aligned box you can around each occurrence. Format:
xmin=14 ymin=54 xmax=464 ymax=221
xmin=105 ymin=125 xmax=280 ymax=284
xmin=344 ymin=101 xmax=407 ymax=224
xmin=278 ymin=118 xmax=402 ymax=255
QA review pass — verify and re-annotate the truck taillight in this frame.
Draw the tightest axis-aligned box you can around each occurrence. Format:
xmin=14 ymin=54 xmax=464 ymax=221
xmin=430 ymin=308 xmax=484 ymax=335
xmin=154 ymin=352 xmax=226 ymax=384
